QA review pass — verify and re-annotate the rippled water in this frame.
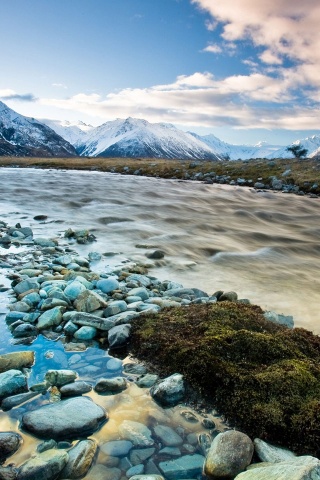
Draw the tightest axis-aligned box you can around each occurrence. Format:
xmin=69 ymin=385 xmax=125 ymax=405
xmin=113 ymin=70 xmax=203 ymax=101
xmin=1 ymin=167 xmax=320 ymax=332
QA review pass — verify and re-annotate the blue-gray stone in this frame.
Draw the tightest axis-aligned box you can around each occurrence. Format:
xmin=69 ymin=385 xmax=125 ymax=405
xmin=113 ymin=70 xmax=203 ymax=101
xmin=16 ymin=448 xmax=68 ymax=480
xmin=64 ymin=321 xmax=79 ymax=336
xmin=104 ymin=300 xmax=127 ymax=317
xmin=108 ymin=324 xmax=131 ymax=348
xmin=5 ymin=312 xmax=27 ymax=326
xmin=37 ymin=306 xmax=65 ymax=330
xmin=154 ymin=425 xmax=183 ymax=447
xmin=119 ymin=421 xmax=154 ymax=447
xmin=23 ymin=292 xmax=41 ymax=307
xmin=159 ymin=454 xmax=205 ymax=480
xmin=129 ymin=448 xmax=155 ymax=466
xmin=64 ymin=281 xmax=87 ymax=300
xmin=9 ymin=301 xmax=31 ymax=313
xmin=127 ymin=287 xmax=149 ymax=301
xmin=126 ymin=274 xmax=152 ymax=287
xmin=100 ymin=440 xmax=133 ymax=457
xmin=13 ymin=279 xmax=40 ymax=295
xmin=96 ymin=277 xmax=119 ymax=293
xmin=41 ymin=298 xmax=69 ymax=311
xmin=150 ymin=374 xmax=185 ymax=407
xmin=0 ymin=369 xmax=27 ymax=401
xmin=164 ymin=288 xmax=208 ymax=299
xmin=74 ymin=326 xmax=97 ymax=341
xmin=60 ymin=381 xmax=92 ymax=397
xmin=127 ymin=464 xmax=144 ymax=477
xmin=12 ymin=323 xmax=37 ymax=338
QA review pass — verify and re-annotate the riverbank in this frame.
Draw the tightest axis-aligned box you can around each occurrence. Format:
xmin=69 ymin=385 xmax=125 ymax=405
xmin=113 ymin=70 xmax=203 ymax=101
xmin=0 ymin=156 xmax=320 ymax=195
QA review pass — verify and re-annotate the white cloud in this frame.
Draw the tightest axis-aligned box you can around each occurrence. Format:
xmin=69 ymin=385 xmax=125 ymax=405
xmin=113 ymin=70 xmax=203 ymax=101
xmin=202 ymin=44 xmax=222 ymax=54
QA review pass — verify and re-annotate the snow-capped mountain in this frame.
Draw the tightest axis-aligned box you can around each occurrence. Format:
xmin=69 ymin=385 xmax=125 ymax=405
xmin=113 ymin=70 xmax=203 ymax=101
xmin=42 ymin=119 xmax=93 ymax=150
xmin=75 ymin=117 xmax=220 ymax=160
xmin=0 ymin=101 xmax=76 ymax=157
xmin=266 ymin=135 xmax=320 ymax=159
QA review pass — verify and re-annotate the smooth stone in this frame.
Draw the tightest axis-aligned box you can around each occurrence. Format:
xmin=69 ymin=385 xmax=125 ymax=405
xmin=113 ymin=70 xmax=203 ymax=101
xmin=96 ymin=277 xmax=119 ymax=294
xmin=126 ymin=296 xmax=143 ymax=304
xmin=0 ymin=351 xmax=34 ymax=373
xmin=69 ymin=312 xmax=116 ymax=331
xmin=0 ymin=369 xmax=27 ymax=401
xmin=154 ymin=425 xmax=183 ymax=447
xmin=16 ymin=449 xmax=68 ymax=480
xmin=94 ymin=377 xmax=127 ymax=394
xmin=37 ymin=306 xmax=65 ymax=330
xmin=100 ymin=440 xmax=133 ymax=457
xmin=164 ymin=287 xmax=208 ymax=299
xmin=60 ymin=439 xmax=97 ymax=479
xmin=130 ymin=448 xmax=156 ymax=466
xmin=159 ymin=454 xmax=205 ymax=480
xmin=150 ymin=373 xmax=185 ymax=407
xmin=34 ymin=238 xmax=57 ymax=247
xmin=127 ymin=464 xmax=144 ymax=477
xmin=110 ymin=311 xmax=140 ymax=325
xmin=106 ymin=357 xmax=123 ymax=371
xmin=74 ymin=326 xmax=97 ymax=340
xmin=9 ymin=301 xmax=31 ymax=313
xmin=74 ymin=290 xmax=107 ymax=313
xmin=64 ymin=281 xmax=87 ymax=301
xmin=21 ymin=396 xmax=107 ymax=440
xmin=104 ymin=300 xmax=127 ymax=317
xmin=204 ymin=431 xmax=254 ymax=479
xmin=136 ymin=374 xmax=159 ymax=388
xmin=40 ymin=298 xmax=69 ymax=310
xmin=254 ymin=438 xmax=296 ymax=463
xmin=0 ymin=432 xmax=22 ymax=461
xmin=45 ymin=369 xmax=77 ymax=387
xmin=83 ymin=464 xmax=121 ymax=480
xmin=126 ymin=287 xmax=149 ymax=301
xmin=219 ymin=291 xmax=238 ymax=302
xmin=159 ymin=447 xmax=181 ymax=456
xmin=23 ymin=292 xmax=41 ymax=306
xmin=64 ymin=320 xmax=79 ymax=336
xmin=264 ymin=311 xmax=294 ymax=328
xmin=234 ymin=455 xmax=320 ymax=480
xmin=1 ymin=391 xmax=38 ymax=410
xmin=5 ymin=312 xmax=27 ymax=325
xmin=13 ymin=279 xmax=40 ymax=295
xmin=12 ymin=323 xmax=37 ymax=338
xmin=145 ymin=250 xmax=165 ymax=259
xmin=126 ymin=274 xmax=152 ymax=287
xmin=60 ymin=380 xmax=92 ymax=397
xmin=119 ymin=420 xmax=154 ymax=447
xmin=129 ymin=477 xmax=164 ymax=480
xmin=123 ymin=363 xmax=147 ymax=375
xmin=108 ymin=324 xmax=132 ymax=348
xmin=37 ymin=439 xmax=57 ymax=453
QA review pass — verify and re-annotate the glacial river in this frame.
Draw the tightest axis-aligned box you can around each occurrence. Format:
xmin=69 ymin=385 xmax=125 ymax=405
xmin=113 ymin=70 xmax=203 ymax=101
xmin=1 ymin=167 xmax=320 ymax=333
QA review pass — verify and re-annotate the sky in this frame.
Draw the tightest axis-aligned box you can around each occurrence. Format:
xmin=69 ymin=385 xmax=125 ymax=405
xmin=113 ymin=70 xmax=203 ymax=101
xmin=0 ymin=0 xmax=319 ymax=145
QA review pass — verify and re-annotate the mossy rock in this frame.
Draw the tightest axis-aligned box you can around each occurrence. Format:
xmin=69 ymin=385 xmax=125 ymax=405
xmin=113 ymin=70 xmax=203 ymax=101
xmin=129 ymin=302 xmax=320 ymax=456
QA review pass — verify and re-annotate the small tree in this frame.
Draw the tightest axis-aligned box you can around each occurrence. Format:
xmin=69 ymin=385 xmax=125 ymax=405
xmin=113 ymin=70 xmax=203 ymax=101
xmin=286 ymin=145 xmax=308 ymax=158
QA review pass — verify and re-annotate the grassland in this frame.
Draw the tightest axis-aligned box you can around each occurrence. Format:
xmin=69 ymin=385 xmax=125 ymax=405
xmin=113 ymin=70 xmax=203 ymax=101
xmin=0 ymin=156 xmax=320 ymax=193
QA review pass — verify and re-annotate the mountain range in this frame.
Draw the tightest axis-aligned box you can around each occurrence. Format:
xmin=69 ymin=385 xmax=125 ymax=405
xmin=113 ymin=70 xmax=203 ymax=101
xmin=1 ymin=100 xmax=319 ymax=160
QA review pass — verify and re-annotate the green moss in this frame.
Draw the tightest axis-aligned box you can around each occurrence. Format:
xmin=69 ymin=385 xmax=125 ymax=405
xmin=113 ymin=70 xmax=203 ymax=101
xmin=129 ymin=302 xmax=320 ymax=456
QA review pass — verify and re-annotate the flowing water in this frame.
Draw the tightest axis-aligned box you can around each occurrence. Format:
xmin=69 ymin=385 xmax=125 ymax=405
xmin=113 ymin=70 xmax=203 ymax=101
xmin=1 ymin=167 xmax=319 ymax=332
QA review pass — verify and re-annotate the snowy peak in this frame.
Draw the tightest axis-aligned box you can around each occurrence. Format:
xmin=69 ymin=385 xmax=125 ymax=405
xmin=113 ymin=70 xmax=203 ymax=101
xmin=0 ymin=101 xmax=76 ymax=157
xmin=42 ymin=119 xmax=94 ymax=148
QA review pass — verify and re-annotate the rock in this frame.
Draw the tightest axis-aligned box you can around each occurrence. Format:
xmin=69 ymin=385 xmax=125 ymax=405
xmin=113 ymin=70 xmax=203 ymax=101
xmin=9 ymin=301 xmax=31 ymax=313
xmin=150 ymin=373 xmax=185 ymax=407
xmin=127 ymin=464 xmax=145 ymax=477
xmin=1 ymin=391 xmax=38 ymax=410
xmin=13 ymin=279 xmax=39 ymax=296
xmin=83 ymin=464 xmax=121 ymax=480
xmin=254 ymin=182 xmax=265 ymax=189
xmin=21 ymin=396 xmax=107 ymax=440
xmin=100 ymin=440 xmax=133 ymax=457
xmin=64 ymin=281 xmax=87 ymax=300
xmin=119 ymin=420 xmax=154 ymax=447
xmin=104 ymin=300 xmax=127 ymax=317
xmin=108 ymin=324 xmax=132 ymax=348
xmin=0 ymin=432 xmax=22 ymax=461
xmin=159 ymin=447 xmax=181 ymax=456
xmin=154 ymin=425 xmax=183 ymax=447
xmin=37 ymin=440 xmax=57 ymax=453
xmin=64 ymin=320 xmax=79 ymax=336
xmin=204 ymin=430 xmax=254 ymax=479
xmin=254 ymin=438 xmax=296 ymax=463
xmin=16 ymin=449 xmax=68 ymax=480
xmin=94 ymin=377 xmax=127 ymax=394
xmin=234 ymin=455 xmax=320 ymax=480
xmin=218 ymin=291 xmax=238 ymax=302
xmin=159 ymin=454 xmax=205 ymax=480
xmin=124 ymin=363 xmax=147 ymax=375
xmin=0 ymin=369 xmax=27 ymax=401
xmin=164 ymin=287 xmax=208 ymax=299
xmin=12 ymin=323 xmax=37 ymax=338
xmin=126 ymin=274 xmax=152 ymax=287
xmin=45 ymin=369 xmax=77 ymax=387
xmin=136 ymin=374 xmax=159 ymax=388
xmin=130 ymin=448 xmax=155 ymax=466
xmin=127 ymin=287 xmax=150 ymax=301
xmin=23 ymin=291 xmax=41 ymax=306
xmin=69 ymin=312 xmax=116 ymax=331
xmin=37 ymin=306 xmax=65 ymax=330
xmin=145 ymin=250 xmax=165 ymax=259
xmin=40 ymin=298 xmax=69 ymax=311
xmin=0 ymin=351 xmax=34 ymax=373
xmin=272 ymin=178 xmax=283 ymax=190
xmin=74 ymin=290 xmax=107 ymax=313
xmin=60 ymin=381 xmax=92 ymax=397
xmin=74 ymin=326 xmax=97 ymax=340
xmin=96 ymin=277 xmax=119 ymax=294
xmin=34 ymin=215 xmax=48 ymax=221
xmin=60 ymin=439 xmax=97 ymax=479
xmin=263 ymin=311 xmax=294 ymax=328
xmin=128 ymin=476 xmax=164 ymax=480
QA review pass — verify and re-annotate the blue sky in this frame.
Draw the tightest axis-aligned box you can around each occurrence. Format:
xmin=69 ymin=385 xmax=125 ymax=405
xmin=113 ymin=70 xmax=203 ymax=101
xmin=0 ymin=0 xmax=319 ymax=145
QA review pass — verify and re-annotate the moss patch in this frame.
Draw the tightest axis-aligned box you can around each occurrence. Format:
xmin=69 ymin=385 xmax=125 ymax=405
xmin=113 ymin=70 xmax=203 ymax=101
xmin=129 ymin=302 xmax=320 ymax=456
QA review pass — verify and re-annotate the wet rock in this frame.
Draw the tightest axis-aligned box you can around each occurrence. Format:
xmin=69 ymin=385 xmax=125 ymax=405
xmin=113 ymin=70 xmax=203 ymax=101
xmin=127 ymin=287 xmax=149 ymax=301
xmin=218 ymin=291 xmax=238 ymax=302
xmin=60 ymin=380 xmax=92 ymax=397
xmin=37 ymin=440 xmax=57 ymax=453
xmin=13 ymin=279 xmax=40 ymax=296
xmin=34 ymin=237 xmax=57 ymax=247
xmin=64 ymin=281 xmax=87 ymax=301
xmin=45 ymin=369 xmax=77 ymax=387
xmin=12 ymin=323 xmax=37 ymax=338
xmin=180 ymin=410 xmax=199 ymax=423
xmin=145 ymin=250 xmax=165 ymax=260
xmin=0 ymin=351 xmax=34 ymax=373
xmin=74 ymin=326 xmax=97 ymax=340
xmin=100 ymin=440 xmax=133 ymax=457
xmin=83 ymin=464 xmax=121 ymax=480
xmin=159 ymin=447 xmax=181 ymax=456
xmin=0 ymin=369 xmax=27 ymax=401
xmin=129 ymin=448 xmax=155 ymax=466
xmin=21 ymin=396 xmax=107 ymax=440
xmin=70 ymin=312 xmax=116 ymax=331
xmin=22 ymin=291 xmax=41 ymax=306
xmin=40 ymin=298 xmax=69 ymax=311
xmin=0 ymin=432 xmax=22 ymax=462
xmin=9 ymin=301 xmax=31 ymax=313
xmin=136 ymin=374 xmax=158 ymax=388
xmin=150 ymin=373 xmax=185 ymax=407
xmin=74 ymin=290 xmax=107 ymax=313
xmin=254 ymin=438 xmax=296 ymax=463
xmin=263 ymin=311 xmax=294 ymax=328
xmin=108 ymin=324 xmax=132 ymax=348
xmin=16 ymin=449 xmax=68 ymax=480
xmin=34 ymin=215 xmax=48 ymax=221
xmin=235 ymin=455 xmax=320 ymax=479
xmin=159 ymin=454 xmax=205 ymax=480
xmin=164 ymin=287 xmax=208 ymax=299
xmin=1 ymin=391 xmax=38 ymax=410
xmin=96 ymin=277 xmax=119 ymax=294
xmin=127 ymin=464 xmax=145 ymax=477
xmin=104 ymin=300 xmax=127 ymax=317
xmin=94 ymin=377 xmax=127 ymax=394
xmin=204 ymin=430 xmax=254 ymax=479
xmin=124 ymin=363 xmax=147 ymax=375
xmin=119 ymin=420 xmax=154 ymax=447
xmin=37 ymin=306 xmax=65 ymax=330
xmin=128 ymin=476 xmax=164 ymax=480
xmin=154 ymin=425 xmax=183 ymax=447
xmin=60 ymin=439 xmax=97 ymax=479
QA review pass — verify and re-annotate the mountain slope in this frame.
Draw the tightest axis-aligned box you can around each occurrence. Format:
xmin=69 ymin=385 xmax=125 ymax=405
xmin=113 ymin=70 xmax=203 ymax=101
xmin=76 ymin=117 xmax=220 ymax=160
xmin=266 ymin=135 xmax=320 ymax=159
xmin=0 ymin=101 xmax=76 ymax=157
xmin=42 ymin=119 xmax=93 ymax=149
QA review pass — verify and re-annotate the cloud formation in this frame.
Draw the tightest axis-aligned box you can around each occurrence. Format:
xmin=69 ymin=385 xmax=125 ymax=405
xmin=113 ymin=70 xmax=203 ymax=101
xmin=0 ymin=89 xmax=37 ymax=102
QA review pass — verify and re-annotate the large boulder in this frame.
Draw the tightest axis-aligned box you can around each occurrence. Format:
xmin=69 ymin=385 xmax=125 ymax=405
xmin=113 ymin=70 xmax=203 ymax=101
xmin=21 ymin=396 xmax=107 ymax=440
xmin=204 ymin=431 xmax=254 ymax=479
